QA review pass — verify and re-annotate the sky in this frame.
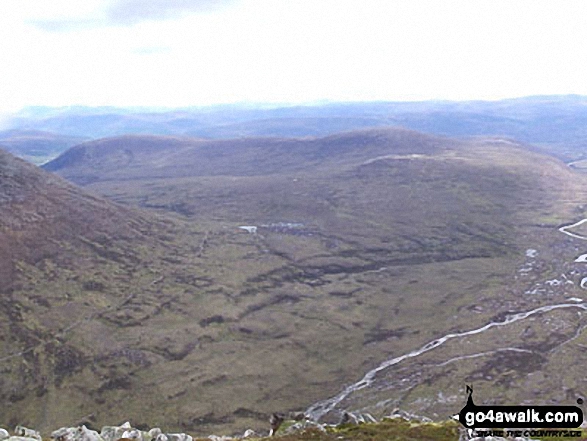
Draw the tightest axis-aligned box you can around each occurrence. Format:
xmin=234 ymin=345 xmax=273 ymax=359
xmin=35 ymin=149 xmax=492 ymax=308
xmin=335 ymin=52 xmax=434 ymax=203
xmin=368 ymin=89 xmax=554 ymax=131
xmin=1 ymin=0 xmax=587 ymax=114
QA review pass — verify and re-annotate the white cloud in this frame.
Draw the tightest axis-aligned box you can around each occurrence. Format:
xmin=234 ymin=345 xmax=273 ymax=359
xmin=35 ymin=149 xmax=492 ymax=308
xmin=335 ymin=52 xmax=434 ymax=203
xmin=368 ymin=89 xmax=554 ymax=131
xmin=1 ymin=0 xmax=587 ymax=112
xmin=106 ymin=0 xmax=238 ymax=24
xmin=25 ymin=0 xmax=239 ymax=31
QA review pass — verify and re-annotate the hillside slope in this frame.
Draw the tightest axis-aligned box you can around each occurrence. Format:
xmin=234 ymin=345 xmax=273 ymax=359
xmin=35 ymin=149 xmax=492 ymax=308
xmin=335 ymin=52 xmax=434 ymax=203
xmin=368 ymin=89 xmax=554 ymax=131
xmin=0 ymin=150 xmax=222 ymax=430
xmin=40 ymin=129 xmax=587 ymax=428
xmin=43 ymin=129 xmax=452 ymax=182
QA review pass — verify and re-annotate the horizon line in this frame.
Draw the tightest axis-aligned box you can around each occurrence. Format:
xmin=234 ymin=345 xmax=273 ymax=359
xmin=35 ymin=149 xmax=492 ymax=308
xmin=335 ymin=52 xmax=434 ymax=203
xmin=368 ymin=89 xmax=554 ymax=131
xmin=7 ymin=93 xmax=587 ymax=116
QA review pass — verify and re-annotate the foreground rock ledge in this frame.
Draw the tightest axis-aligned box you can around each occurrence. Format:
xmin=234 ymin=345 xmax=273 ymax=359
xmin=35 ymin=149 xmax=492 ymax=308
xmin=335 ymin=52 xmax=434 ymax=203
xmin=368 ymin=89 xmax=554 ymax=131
xmin=2 ymin=417 xmax=582 ymax=441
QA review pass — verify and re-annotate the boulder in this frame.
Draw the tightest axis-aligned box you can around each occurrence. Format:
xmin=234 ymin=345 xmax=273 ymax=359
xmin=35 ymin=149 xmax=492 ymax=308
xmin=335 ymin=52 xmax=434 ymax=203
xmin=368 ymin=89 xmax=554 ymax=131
xmin=51 ymin=427 xmax=75 ymax=441
xmin=73 ymin=426 xmax=103 ymax=441
xmin=121 ymin=430 xmax=142 ymax=441
xmin=100 ymin=423 xmax=131 ymax=441
xmin=14 ymin=427 xmax=41 ymax=441
xmin=165 ymin=434 xmax=191 ymax=441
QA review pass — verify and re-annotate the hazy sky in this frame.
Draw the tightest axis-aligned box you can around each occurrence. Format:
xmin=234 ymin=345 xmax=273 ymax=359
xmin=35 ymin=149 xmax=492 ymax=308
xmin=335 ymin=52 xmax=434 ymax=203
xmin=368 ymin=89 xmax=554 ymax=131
xmin=1 ymin=0 xmax=586 ymax=113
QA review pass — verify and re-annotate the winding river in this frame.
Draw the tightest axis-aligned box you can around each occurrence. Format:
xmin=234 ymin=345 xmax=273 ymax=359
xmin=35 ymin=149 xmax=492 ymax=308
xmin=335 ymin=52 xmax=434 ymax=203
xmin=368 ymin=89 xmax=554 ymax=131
xmin=306 ymin=218 xmax=587 ymax=421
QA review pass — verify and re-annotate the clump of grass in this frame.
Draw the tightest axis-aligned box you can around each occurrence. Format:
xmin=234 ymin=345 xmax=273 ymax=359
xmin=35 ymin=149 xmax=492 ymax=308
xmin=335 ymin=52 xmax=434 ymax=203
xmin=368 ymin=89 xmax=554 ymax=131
xmin=193 ymin=418 xmax=586 ymax=441
xmin=192 ymin=418 xmax=461 ymax=441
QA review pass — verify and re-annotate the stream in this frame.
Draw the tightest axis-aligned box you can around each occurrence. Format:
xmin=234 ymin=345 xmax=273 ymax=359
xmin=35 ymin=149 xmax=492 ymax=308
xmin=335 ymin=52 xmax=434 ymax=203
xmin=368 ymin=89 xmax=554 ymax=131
xmin=306 ymin=218 xmax=587 ymax=421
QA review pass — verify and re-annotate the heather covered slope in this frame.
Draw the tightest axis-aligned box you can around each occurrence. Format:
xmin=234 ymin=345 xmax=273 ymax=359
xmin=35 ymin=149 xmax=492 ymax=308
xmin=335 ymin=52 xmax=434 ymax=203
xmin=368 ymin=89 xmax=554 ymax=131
xmin=43 ymin=128 xmax=582 ymax=236
xmin=43 ymin=129 xmax=452 ymax=182
xmin=40 ymin=129 xmax=587 ymax=429
xmin=0 ymin=149 xmax=213 ymax=430
xmin=0 ymin=149 xmax=151 ymax=290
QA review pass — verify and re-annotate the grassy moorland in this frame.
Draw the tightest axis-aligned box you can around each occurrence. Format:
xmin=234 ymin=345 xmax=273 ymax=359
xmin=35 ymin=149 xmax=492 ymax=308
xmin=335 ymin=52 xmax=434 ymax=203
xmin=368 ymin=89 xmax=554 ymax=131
xmin=4 ymin=128 xmax=587 ymax=435
xmin=228 ymin=418 xmax=586 ymax=441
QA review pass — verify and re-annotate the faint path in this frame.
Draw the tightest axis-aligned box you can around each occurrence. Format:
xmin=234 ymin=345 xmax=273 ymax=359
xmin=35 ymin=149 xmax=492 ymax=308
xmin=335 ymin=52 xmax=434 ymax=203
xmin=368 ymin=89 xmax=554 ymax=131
xmin=432 ymin=347 xmax=533 ymax=368
xmin=559 ymin=218 xmax=587 ymax=240
xmin=559 ymin=219 xmax=587 ymax=291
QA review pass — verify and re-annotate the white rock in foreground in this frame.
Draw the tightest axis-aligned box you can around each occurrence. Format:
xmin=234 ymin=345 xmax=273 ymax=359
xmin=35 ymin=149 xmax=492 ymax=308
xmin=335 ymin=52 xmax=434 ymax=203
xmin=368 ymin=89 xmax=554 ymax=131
xmin=14 ymin=427 xmax=41 ymax=441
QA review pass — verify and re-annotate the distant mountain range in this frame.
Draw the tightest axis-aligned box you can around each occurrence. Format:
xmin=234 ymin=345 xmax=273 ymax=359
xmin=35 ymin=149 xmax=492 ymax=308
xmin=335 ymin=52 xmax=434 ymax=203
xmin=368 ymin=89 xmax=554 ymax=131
xmin=0 ymin=130 xmax=88 ymax=165
xmin=5 ymin=95 xmax=587 ymax=164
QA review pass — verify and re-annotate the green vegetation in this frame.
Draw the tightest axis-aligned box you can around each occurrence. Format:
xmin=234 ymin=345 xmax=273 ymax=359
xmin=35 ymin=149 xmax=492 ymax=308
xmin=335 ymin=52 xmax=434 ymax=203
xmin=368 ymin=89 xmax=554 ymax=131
xmin=194 ymin=418 xmax=587 ymax=441
xmin=270 ymin=419 xmax=460 ymax=441
xmin=4 ymin=129 xmax=587 ymax=435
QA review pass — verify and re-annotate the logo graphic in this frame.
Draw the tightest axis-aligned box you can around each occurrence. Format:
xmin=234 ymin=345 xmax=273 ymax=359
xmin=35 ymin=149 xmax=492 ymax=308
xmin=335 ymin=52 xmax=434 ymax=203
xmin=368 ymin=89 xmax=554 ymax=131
xmin=458 ymin=385 xmax=583 ymax=429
